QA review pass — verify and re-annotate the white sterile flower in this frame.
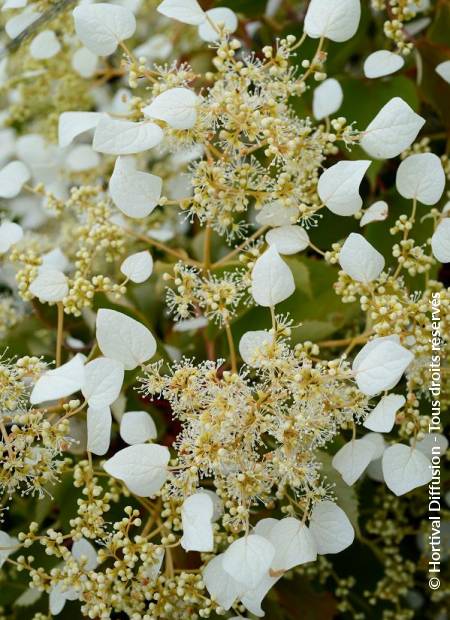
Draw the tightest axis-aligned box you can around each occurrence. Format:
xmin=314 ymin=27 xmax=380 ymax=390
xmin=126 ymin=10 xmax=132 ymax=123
xmin=0 ymin=221 xmax=23 ymax=253
xmin=251 ymin=246 xmax=295 ymax=307
xmin=352 ymin=336 xmax=414 ymax=396
xmin=198 ymin=8 xmax=238 ymax=42
xmin=332 ymin=438 xmax=376 ymax=485
xmin=382 ymin=444 xmax=432 ymax=496
xmin=200 ymin=490 xmax=223 ymax=522
xmin=72 ymin=47 xmax=99 ymax=79
xmin=318 ymin=161 xmax=371 ymax=216
xmin=267 ymin=518 xmax=317 ymax=571
xmin=5 ymin=8 xmax=40 ymax=39
xmin=30 ymin=354 xmax=86 ymax=404
xmin=180 ymin=492 xmax=214 ymax=552
xmin=431 ymin=219 xmax=450 ymax=263
xmin=29 ymin=268 xmax=68 ymax=303
xmin=81 ymin=357 xmax=124 ymax=408
xmin=135 ymin=34 xmax=173 ymax=61
xmin=339 ymin=233 xmax=385 ymax=283
xmin=93 ymin=117 xmax=163 ymax=155
xmin=0 ymin=531 xmax=18 ymax=569
xmin=309 ymin=501 xmax=355 ymax=554
xmin=222 ymin=534 xmax=275 ymax=589
xmin=66 ymin=145 xmax=100 ymax=172
xmin=96 ymin=309 xmax=157 ymax=370
xmin=58 ymin=111 xmax=103 ymax=148
xmin=0 ymin=161 xmax=30 ymax=198
xmin=396 ymin=153 xmax=445 ymax=205
xmin=255 ymin=201 xmax=298 ymax=226
xmin=414 ymin=433 xmax=449 ymax=459
xmin=173 ymin=316 xmax=209 ymax=332
xmin=109 ymin=156 xmax=162 ymax=218
xmin=73 ymin=3 xmax=136 ymax=56
xmin=436 ymin=60 xmax=450 ymax=84
xmin=364 ymin=393 xmax=405 ymax=433
xmin=143 ymin=88 xmax=199 ymax=130
xmin=120 ymin=411 xmax=157 ymax=445
xmin=29 ymin=30 xmax=61 ymax=60
xmin=360 ymin=200 xmax=388 ymax=226
xmin=266 ymin=225 xmax=309 ymax=255
xmin=360 ymin=97 xmax=425 ymax=159
xmin=240 ymin=572 xmax=280 ymax=617
xmin=202 ymin=554 xmax=242 ymax=610
xmin=304 ymin=0 xmax=361 ymax=42
xmin=361 ymin=432 xmax=386 ymax=461
xmin=103 ymin=443 xmax=170 ymax=496
xmin=157 ymin=0 xmax=206 ymax=25
xmin=41 ymin=248 xmax=69 ymax=272
xmin=87 ymin=406 xmax=112 ymax=456
xmin=239 ymin=330 xmax=273 ymax=367
xmin=363 ymin=50 xmax=404 ymax=79
xmin=254 ymin=517 xmax=278 ymax=539
xmin=312 ymin=78 xmax=343 ymax=120
xmin=120 ymin=251 xmax=153 ymax=283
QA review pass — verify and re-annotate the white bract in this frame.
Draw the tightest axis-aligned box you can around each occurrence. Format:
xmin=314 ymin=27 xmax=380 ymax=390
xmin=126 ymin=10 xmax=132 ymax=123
xmin=267 ymin=518 xmax=317 ymax=571
xmin=309 ymin=501 xmax=355 ymax=554
xmin=109 ymin=156 xmax=162 ymax=218
xmin=66 ymin=144 xmax=100 ymax=172
xmin=318 ymin=160 xmax=371 ymax=216
xmin=0 ymin=161 xmax=30 ymax=198
xmin=30 ymin=354 xmax=86 ymax=404
xmin=0 ymin=221 xmax=23 ymax=253
xmin=103 ymin=443 xmax=170 ymax=496
xmin=361 ymin=432 xmax=386 ymax=461
xmin=87 ymin=406 xmax=112 ymax=456
xmin=29 ymin=30 xmax=61 ymax=59
xmin=266 ymin=225 xmax=309 ymax=254
xmin=202 ymin=554 xmax=241 ymax=610
xmin=198 ymin=8 xmax=238 ymax=42
xmin=251 ymin=246 xmax=295 ymax=307
xmin=120 ymin=411 xmax=157 ymax=445
xmin=312 ymin=78 xmax=343 ymax=120
xmin=58 ymin=112 xmax=103 ymax=148
xmin=73 ymin=3 xmax=136 ymax=56
xmin=143 ymin=88 xmax=199 ymax=130
xmin=360 ymin=97 xmax=425 ymax=159
xmin=364 ymin=394 xmax=405 ymax=433
xmin=180 ymin=492 xmax=214 ymax=552
xmin=352 ymin=336 xmax=414 ymax=396
xmin=222 ymin=534 xmax=275 ymax=590
xmin=332 ymin=438 xmax=376 ymax=485
xmin=29 ymin=268 xmax=68 ymax=303
xmin=255 ymin=201 xmax=298 ymax=226
xmin=339 ymin=233 xmax=385 ymax=283
xmin=81 ymin=357 xmax=124 ymax=408
xmin=0 ymin=531 xmax=18 ymax=569
xmin=382 ymin=444 xmax=432 ymax=496
xmin=396 ymin=153 xmax=445 ymax=205
xmin=414 ymin=433 xmax=449 ymax=459
xmin=72 ymin=46 xmax=99 ymax=78
xmin=157 ymin=0 xmax=205 ymax=25
xmin=93 ymin=118 xmax=164 ymax=155
xmin=239 ymin=330 xmax=273 ymax=367
xmin=363 ymin=50 xmax=404 ymax=79
xmin=431 ymin=219 xmax=450 ymax=263
xmin=360 ymin=201 xmax=388 ymax=226
xmin=96 ymin=309 xmax=157 ymax=370
xmin=120 ymin=251 xmax=154 ymax=283
xmin=304 ymin=0 xmax=361 ymax=42
xmin=436 ymin=60 xmax=450 ymax=84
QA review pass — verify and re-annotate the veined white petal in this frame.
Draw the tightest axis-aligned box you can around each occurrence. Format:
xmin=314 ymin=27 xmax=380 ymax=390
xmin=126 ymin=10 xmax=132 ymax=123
xmin=87 ymin=406 xmax=112 ymax=456
xmin=73 ymin=2 xmax=136 ymax=56
xmin=396 ymin=153 xmax=445 ymax=205
xmin=304 ymin=0 xmax=361 ymax=42
xmin=363 ymin=50 xmax=404 ymax=79
xmin=81 ymin=357 xmax=124 ymax=408
xmin=157 ymin=0 xmax=205 ymax=25
xmin=93 ymin=118 xmax=163 ymax=155
xmin=313 ymin=78 xmax=343 ymax=120
xmin=143 ymin=88 xmax=199 ymax=130
xmin=318 ymin=160 xmax=371 ymax=216
xmin=382 ymin=444 xmax=432 ymax=496
xmin=251 ymin=246 xmax=295 ymax=307
xmin=222 ymin=535 xmax=275 ymax=589
xmin=120 ymin=411 xmax=157 ymax=445
xmin=431 ymin=219 xmax=450 ymax=263
xmin=30 ymin=354 xmax=86 ymax=404
xmin=332 ymin=438 xmax=376 ymax=485
xmin=309 ymin=501 xmax=355 ymax=554
xmin=339 ymin=233 xmax=385 ymax=283
xmin=109 ymin=157 xmax=162 ymax=218
xmin=120 ymin=251 xmax=153 ymax=283
xmin=363 ymin=394 xmax=405 ymax=433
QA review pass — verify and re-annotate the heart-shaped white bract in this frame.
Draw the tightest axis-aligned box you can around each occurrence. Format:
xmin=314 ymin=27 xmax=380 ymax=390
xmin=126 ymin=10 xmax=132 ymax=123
xmin=352 ymin=336 xmax=414 ymax=396
xmin=431 ymin=219 xmax=450 ymax=263
xmin=81 ymin=357 xmax=124 ymax=408
xmin=73 ymin=3 xmax=136 ymax=56
xmin=0 ymin=221 xmax=23 ymax=253
xmin=360 ymin=97 xmax=425 ymax=159
xmin=103 ymin=443 xmax=170 ymax=496
xmin=202 ymin=554 xmax=242 ymax=611
xmin=396 ymin=153 xmax=445 ymax=205
xmin=361 ymin=432 xmax=386 ymax=461
xmin=414 ymin=433 xmax=449 ymax=459
xmin=5 ymin=9 xmax=41 ymax=39
xmin=364 ymin=394 xmax=405 ymax=433
xmin=72 ymin=47 xmax=99 ymax=79
xmin=72 ymin=538 xmax=98 ymax=571
xmin=157 ymin=0 xmax=206 ymax=25
xmin=29 ymin=268 xmax=68 ymax=303
xmin=30 ymin=354 xmax=86 ymax=404
xmin=96 ymin=309 xmax=157 ymax=370
xmin=143 ymin=88 xmax=199 ymax=130
xmin=109 ymin=156 xmax=162 ymax=218
xmin=266 ymin=225 xmax=310 ymax=255
xmin=222 ymin=535 xmax=276 ymax=590
xmin=30 ymin=30 xmax=61 ymax=60
xmin=239 ymin=330 xmax=273 ymax=367
xmin=58 ymin=112 xmax=103 ymax=148
xmin=360 ymin=201 xmax=389 ymax=226
xmin=318 ymin=160 xmax=371 ymax=216
xmin=312 ymin=78 xmax=343 ymax=120
xmin=0 ymin=161 xmax=30 ymax=198
xmin=87 ymin=406 xmax=112 ymax=456
xmin=255 ymin=201 xmax=298 ymax=227
xmin=120 ymin=411 xmax=157 ymax=445
xmin=266 ymin=518 xmax=317 ymax=571
xmin=363 ymin=50 xmax=405 ymax=79
xmin=198 ymin=8 xmax=238 ymax=42
xmin=332 ymin=438 xmax=376 ymax=485
xmin=436 ymin=60 xmax=450 ymax=84
xmin=339 ymin=233 xmax=385 ymax=283
xmin=251 ymin=246 xmax=295 ymax=307
xmin=93 ymin=118 xmax=164 ymax=155
xmin=120 ymin=251 xmax=154 ymax=283
xmin=309 ymin=501 xmax=355 ymax=554
xmin=241 ymin=573 xmax=282 ymax=617
xmin=382 ymin=444 xmax=432 ymax=496
xmin=66 ymin=144 xmax=100 ymax=172
xmin=304 ymin=0 xmax=361 ymax=42
xmin=180 ymin=492 xmax=214 ymax=552
xmin=0 ymin=531 xmax=18 ymax=569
